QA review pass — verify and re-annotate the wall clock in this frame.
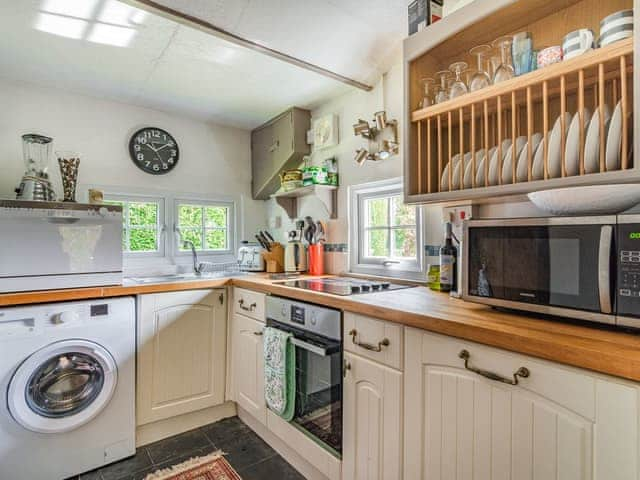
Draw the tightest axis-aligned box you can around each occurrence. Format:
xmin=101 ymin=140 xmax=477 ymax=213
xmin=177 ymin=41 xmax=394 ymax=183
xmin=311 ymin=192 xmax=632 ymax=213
xmin=129 ymin=127 xmax=179 ymax=175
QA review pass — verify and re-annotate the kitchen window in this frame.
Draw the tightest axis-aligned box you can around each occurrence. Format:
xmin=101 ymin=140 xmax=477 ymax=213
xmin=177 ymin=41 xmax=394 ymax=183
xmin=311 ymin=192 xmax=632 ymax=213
xmin=350 ymin=179 xmax=424 ymax=280
xmin=103 ymin=195 xmax=165 ymax=256
xmin=174 ymin=200 xmax=234 ymax=255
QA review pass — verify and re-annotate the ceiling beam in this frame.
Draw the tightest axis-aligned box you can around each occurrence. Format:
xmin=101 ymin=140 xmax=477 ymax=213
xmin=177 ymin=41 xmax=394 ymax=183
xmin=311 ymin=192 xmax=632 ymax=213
xmin=123 ymin=0 xmax=374 ymax=92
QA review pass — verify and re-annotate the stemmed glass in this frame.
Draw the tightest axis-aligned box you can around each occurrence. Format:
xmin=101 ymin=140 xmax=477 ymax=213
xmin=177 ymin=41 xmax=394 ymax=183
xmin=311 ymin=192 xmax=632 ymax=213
xmin=468 ymin=45 xmax=492 ymax=91
xmin=491 ymin=35 xmax=515 ymax=83
xmin=434 ymin=71 xmax=451 ymax=104
xmin=448 ymin=62 xmax=468 ymax=99
xmin=419 ymin=77 xmax=436 ymax=109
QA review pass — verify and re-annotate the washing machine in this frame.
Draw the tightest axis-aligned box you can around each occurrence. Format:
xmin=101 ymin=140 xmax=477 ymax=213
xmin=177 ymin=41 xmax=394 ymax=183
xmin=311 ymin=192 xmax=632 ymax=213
xmin=0 ymin=297 xmax=136 ymax=480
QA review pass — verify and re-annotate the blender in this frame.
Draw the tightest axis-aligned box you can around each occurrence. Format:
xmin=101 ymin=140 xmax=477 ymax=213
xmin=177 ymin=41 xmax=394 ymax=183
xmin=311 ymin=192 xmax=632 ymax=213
xmin=15 ymin=134 xmax=56 ymax=201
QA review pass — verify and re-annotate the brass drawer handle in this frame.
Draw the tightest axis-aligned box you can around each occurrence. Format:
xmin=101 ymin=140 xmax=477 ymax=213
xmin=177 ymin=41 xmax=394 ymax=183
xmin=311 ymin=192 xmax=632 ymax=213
xmin=238 ymin=299 xmax=257 ymax=312
xmin=459 ymin=349 xmax=530 ymax=386
xmin=253 ymin=330 xmax=263 ymax=336
xmin=349 ymin=329 xmax=389 ymax=352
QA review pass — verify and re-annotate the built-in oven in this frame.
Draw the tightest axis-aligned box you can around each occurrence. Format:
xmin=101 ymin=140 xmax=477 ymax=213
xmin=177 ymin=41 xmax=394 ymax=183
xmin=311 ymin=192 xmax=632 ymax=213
xmin=265 ymin=295 xmax=343 ymax=457
xmin=463 ymin=215 xmax=640 ymax=328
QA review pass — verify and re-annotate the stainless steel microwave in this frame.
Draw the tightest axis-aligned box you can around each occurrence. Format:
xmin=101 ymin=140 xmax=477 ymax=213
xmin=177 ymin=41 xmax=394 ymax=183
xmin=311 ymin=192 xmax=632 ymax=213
xmin=462 ymin=215 xmax=640 ymax=328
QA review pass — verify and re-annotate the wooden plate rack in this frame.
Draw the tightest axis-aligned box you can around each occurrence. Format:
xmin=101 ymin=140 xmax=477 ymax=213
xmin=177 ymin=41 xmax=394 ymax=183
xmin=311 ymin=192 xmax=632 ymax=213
xmin=403 ymin=0 xmax=637 ymax=204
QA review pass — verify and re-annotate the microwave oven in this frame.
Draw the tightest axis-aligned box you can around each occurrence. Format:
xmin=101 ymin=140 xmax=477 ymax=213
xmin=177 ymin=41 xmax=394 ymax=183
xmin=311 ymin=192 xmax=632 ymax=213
xmin=462 ymin=215 xmax=640 ymax=328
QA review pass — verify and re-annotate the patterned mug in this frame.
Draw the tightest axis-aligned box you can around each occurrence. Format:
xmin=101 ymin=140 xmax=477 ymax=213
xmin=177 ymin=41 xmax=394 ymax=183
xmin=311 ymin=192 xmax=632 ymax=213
xmin=537 ymin=46 xmax=563 ymax=68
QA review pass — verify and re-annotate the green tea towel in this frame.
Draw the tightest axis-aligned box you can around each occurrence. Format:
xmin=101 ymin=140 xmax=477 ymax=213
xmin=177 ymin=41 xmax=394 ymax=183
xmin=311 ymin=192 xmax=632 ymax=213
xmin=263 ymin=327 xmax=296 ymax=421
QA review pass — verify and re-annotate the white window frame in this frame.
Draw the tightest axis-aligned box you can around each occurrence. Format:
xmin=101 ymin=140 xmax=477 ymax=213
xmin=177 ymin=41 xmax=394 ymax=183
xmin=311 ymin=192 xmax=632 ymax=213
xmin=173 ymin=198 xmax=235 ymax=257
xmin=349 ymin=178 xmax=424 ymax=280
xmin=102 ymin=193 xmax=166 ymax=258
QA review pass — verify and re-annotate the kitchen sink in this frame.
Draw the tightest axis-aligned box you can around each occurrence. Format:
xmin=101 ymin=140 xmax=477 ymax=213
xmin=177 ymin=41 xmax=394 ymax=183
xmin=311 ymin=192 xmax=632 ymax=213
xmin=127 ymin=271 xmax=247 ymax=284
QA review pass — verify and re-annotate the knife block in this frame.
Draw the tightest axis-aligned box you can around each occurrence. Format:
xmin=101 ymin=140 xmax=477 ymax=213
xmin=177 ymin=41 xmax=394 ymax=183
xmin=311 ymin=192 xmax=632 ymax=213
xmin=262 ymin=243 xmax=285 ymax=273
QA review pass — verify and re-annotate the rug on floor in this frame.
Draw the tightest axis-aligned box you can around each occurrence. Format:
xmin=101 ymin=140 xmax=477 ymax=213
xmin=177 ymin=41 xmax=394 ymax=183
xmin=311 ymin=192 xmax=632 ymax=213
xmin=143 ymin=450 xmax=241 ymax=480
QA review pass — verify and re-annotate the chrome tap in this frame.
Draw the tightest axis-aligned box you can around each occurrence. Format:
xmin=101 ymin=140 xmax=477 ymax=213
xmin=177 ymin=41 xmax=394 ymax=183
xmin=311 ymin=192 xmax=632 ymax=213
xmin=183 ymin=240 xmax=203 ymax=274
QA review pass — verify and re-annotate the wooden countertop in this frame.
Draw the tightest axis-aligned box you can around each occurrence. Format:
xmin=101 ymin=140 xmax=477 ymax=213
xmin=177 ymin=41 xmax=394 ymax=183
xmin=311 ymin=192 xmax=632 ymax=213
xmin=3 ymin=274 xmax=640 ymax=382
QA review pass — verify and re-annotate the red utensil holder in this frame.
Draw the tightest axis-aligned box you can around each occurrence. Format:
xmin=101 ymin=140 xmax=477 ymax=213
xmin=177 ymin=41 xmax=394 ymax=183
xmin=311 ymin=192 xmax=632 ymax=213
xmin=308 ymin=244 xmax=324 ymax=276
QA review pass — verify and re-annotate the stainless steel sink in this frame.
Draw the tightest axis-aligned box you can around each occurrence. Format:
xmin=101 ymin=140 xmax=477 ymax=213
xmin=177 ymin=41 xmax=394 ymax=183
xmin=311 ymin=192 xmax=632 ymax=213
xmin=127 ymin=271 xmax=247 ymax=284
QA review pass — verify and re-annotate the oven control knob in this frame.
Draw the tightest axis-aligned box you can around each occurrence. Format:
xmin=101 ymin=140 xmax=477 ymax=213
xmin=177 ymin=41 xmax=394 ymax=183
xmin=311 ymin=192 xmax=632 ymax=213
xmin=361 ymin=284 xmax=371 ymax=292
xmin=351 ymin=285 xmax=361 ymax=294
xmin=51 ymin=311 xmax=79 ymax=325
xmin=310 ymin=311 xmax=318 ymax=325
xmin=281 ymin=304 xmax=287 ymax=318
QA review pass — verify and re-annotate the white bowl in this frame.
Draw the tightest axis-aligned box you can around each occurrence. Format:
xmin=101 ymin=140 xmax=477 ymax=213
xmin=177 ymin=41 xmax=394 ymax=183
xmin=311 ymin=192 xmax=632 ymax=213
xmin=528 ymin=184 xmax=640 ymax=215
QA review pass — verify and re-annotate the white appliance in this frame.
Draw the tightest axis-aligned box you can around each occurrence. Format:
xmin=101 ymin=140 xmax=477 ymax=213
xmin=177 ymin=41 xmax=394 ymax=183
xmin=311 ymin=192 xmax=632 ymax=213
xmin=0 ymin=297 xmax=135 ymax=480
xmin=0 ymin=200 xmax=123 ymax=293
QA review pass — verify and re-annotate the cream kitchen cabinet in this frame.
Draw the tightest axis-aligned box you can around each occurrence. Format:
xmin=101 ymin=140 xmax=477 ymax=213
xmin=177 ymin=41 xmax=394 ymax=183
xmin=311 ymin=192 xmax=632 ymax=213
xmin=404 ymin=328 xmax=640 ymax=480
xmin=136 ymin=289 xmax=227 ymax=426
xmin=232 ymin=311 xmax=267 ymax=424
xmin=343 ymin=352 xmax=403 ymax=480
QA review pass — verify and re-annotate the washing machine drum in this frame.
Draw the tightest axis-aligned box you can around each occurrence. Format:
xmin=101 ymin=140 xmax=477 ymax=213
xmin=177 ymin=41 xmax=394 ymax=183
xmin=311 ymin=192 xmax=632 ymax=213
xmin=7 ymin=339 xmax=118 ymax=434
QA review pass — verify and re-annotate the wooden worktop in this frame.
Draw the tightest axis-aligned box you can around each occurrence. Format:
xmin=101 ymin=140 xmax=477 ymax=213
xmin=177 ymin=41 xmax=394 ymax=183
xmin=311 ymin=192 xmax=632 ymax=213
xmin=2 ymin=274 xmax=640 ymax=382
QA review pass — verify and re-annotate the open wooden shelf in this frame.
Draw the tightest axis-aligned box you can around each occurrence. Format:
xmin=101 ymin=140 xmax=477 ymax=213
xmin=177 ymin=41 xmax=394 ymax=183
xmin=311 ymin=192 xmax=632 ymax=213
xmin=272 ymin=184 xmax=338 ymax=219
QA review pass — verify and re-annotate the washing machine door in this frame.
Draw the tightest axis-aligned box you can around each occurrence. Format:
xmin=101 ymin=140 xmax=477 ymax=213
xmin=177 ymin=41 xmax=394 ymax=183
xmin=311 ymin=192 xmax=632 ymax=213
xmin=7 ymin=339 xmax=118 ymax=433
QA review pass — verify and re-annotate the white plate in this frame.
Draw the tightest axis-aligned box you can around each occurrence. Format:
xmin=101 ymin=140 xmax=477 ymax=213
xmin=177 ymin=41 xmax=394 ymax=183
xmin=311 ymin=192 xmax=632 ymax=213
xmin=516 ymin=133 xmax=543 ymax=182
xmin=475 ymin=146 xmax=497 ymax=187
xmin=584 ymin=104 xmax=612 ymax=173
xmin=463 ymin=149 xmax=486 ymax=188
xmin=451 ymin=152 xmax=472 ymax=190
xmin=501 ymin=136 xmax=527 ymax=184
xmin=441 ymin=153 xmax=461 ymax=191
xmin=606 ymin=101 xmax=622 ymax=171
xmin=564 ymin=108 xmax=592 ymax=176
xmin=529 ymin=184 xmax=640 ymax=215
xmin=488 ymin=140 xmax=512 ymax=186
xmin=548 ymin=112 xmax=573 ymax=178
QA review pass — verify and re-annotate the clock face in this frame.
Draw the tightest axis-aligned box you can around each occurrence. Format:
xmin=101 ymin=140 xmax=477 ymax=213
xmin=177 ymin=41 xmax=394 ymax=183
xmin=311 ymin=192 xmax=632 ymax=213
xmin=129 ymin=127 xmax=179 ymax=175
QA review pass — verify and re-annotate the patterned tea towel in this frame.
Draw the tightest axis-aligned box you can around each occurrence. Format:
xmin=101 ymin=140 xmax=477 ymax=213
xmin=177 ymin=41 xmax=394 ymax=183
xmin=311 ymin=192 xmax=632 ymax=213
xmin=263 ymin=327 xmax=296 ymax=420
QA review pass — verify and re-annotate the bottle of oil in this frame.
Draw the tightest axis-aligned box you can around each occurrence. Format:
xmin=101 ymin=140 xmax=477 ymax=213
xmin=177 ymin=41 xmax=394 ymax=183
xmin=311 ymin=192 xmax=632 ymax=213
xmin=439 ymin=222 xmax=457 ymax=293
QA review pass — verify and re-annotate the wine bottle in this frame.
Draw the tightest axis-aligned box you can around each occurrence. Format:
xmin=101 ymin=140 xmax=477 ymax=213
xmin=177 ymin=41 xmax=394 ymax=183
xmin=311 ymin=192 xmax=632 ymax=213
xmin=440 ymin=222 xmax=457 ymax=293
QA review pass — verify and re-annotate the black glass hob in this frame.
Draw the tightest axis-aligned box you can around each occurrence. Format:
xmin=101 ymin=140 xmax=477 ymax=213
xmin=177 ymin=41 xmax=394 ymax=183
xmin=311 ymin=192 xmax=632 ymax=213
xmin=277 ymin=277 xmax=413 ymax=296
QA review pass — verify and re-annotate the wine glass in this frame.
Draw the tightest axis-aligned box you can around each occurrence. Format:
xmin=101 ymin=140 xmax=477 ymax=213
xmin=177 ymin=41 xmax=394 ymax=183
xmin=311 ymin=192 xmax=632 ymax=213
xmin=492 ymin=35 xmax=515 ymax=83
xmin=419 ymin=77 xmax=436 ymax=109
xmin=469 ymin=44 xmax=492 ymax=91
xmin=435 ymin=71 xmax=451 ymax=104
xmin=448 ymin=62 xmax=468 ymax=99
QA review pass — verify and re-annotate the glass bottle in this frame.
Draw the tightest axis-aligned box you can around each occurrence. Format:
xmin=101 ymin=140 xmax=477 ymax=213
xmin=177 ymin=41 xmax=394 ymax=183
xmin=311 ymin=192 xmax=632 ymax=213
xmin=440 ymin=222 xmax=458 ymax=293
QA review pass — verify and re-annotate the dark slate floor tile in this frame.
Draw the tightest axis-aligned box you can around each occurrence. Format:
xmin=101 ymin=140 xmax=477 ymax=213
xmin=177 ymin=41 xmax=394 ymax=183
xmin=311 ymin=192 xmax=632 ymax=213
xmin=99 ymin=449 xmax=152 ymax=480
xmin=222 ymin=431 xmax=277 ymax=471
xmin=238 ymin=455 xmax=305 ymax=480
xmin=78 ymin=469 xmax=103 ymax=480
xmin=200 ymin=415 xmax=251 ymax=446
xmin=145 ymin=428 xmax=212 ymax=464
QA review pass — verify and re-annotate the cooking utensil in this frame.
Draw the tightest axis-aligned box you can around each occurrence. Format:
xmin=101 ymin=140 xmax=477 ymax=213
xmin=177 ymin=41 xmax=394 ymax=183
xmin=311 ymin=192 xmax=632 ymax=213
xmin=314 ymin=221 xmax=326 ymax=244
xmin=263 ymin=231 xmax=275 ymax=243
xmin=258 ymin=231 xmax=272 ymax=251
xmin=255 ymin=234 xmax=269 ymax=251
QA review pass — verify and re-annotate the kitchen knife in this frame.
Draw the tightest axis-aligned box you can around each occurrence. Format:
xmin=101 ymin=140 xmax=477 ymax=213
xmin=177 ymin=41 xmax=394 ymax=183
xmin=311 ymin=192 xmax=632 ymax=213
xmin=263 ymin=231 xmax=275 ymax=243
xmin=255 ymin=234 xmax=270 ymax=252
xmin=258 ymin=231 xmax=272 ymax=251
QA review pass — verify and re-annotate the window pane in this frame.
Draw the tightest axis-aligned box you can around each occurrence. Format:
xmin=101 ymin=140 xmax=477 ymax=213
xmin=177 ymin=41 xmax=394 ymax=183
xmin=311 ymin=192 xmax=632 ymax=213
xmin=178 ymin=205 xmax=202 ymax=227
xmin=366 ymin=198 xmax=388 ymax=227
xmin=129 ymin=229 xmax=157 ymax=252
xmin=392 ymin=228 xmax=416 ymax=258
xmin=180 ymin=229 xmax=202 ymax=250
xmin=205 ymin=207 xmax=227 ymax=228
xmin=206 ymin=229 xmax=227 ymax=250
xmin=129 ymin=202 xmax=157 ymax=226
xmin=366 ymin=229 xmax=388 ymax=257
xmin=391 ymin=196 xmax=416 ymax=226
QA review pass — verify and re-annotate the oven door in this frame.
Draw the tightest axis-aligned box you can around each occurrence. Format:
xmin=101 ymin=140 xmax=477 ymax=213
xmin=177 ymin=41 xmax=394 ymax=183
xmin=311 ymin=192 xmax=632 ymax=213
xmin=463 ymin=217 xmax=616 ymax=320
xmin=266 ymin=319 xmax=343 ymax=457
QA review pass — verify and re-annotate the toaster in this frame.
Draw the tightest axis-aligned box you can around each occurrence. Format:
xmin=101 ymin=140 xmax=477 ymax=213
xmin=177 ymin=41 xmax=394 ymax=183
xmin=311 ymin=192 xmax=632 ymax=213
xmin=237 ymin=242 xmax=265 ymax=271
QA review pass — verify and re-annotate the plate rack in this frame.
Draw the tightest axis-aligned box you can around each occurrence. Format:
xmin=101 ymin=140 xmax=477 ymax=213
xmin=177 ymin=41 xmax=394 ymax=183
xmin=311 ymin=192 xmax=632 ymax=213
xmin=410 ymin=38 xmax=633 ymax=197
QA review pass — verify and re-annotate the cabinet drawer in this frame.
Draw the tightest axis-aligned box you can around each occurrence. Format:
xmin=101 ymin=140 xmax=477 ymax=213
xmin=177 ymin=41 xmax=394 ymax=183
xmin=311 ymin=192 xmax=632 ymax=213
xmin=344 ymin=312 xmax=403 ymax=370
xmin=233 ymin=287 xmax=265 ymax=322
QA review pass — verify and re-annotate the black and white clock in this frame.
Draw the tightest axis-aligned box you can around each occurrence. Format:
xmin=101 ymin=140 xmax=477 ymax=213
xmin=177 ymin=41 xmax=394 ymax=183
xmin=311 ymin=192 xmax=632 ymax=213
xmin=129 ymin=127 xmax=179 ymax=175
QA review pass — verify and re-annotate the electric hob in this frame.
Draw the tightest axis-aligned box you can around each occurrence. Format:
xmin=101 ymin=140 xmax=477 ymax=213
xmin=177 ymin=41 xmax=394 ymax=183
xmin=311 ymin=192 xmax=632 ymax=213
xmin=276 ymin=277 xmax=413 ymax=296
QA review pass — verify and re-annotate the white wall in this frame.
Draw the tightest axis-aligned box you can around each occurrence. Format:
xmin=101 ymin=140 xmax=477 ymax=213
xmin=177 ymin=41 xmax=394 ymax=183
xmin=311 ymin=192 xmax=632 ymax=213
xmin=0 ymin=78 xmax=266 ymax=270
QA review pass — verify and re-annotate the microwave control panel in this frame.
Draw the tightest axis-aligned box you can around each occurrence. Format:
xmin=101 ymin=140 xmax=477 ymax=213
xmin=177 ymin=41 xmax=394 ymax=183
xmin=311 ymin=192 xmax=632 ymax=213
xmin=617 ymin=224 xmax=640 ymax=318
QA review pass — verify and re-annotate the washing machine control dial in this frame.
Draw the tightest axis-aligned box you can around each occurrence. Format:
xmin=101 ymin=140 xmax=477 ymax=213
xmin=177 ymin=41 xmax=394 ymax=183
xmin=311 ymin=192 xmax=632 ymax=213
xmin=51 ymin=311 xmax=79 ymax=325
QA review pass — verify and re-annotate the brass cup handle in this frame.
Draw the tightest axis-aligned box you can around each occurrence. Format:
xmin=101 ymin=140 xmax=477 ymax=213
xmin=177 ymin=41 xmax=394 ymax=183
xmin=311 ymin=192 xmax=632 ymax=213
xmin=253 ymin=330 xmax=263 ymax=336
xmin=343 ymin=360 xmax=351 ymax=378
xmin=458 ymin=349 xmax=530 ymax=386
xmin=238 ymin=299 xmax=257 ymax=312
xmin=349 ymin=329 xmax=390 ymax=352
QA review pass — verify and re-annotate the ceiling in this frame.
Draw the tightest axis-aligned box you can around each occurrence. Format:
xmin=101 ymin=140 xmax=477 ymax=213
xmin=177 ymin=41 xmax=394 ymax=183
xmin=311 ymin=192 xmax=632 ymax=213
xmin=0 ymin=0 xmax=406 ymax=129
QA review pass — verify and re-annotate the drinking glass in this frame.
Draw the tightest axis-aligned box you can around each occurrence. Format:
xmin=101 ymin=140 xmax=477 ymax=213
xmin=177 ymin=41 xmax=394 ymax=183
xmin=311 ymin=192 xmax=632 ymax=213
xmin=448 ymin=62 xmax=468 ymax=99
xmin=435 ymin=71 xmax=451 ymax=104
xmin=491 ymin=35 xmax=515 ymax=83
xmin=468 ymin=44 xmax=492 ymax=91
xmin=419 ymin=77 xmax=436 ymax=109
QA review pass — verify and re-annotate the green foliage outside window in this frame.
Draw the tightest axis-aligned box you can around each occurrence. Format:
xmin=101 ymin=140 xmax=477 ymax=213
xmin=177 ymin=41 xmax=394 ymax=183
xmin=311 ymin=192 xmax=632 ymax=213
xmin=365 ymin=195 xmax=416 ymax=259
xmin=104 ymin=200 xmax=159 ymax=253
xmin=178 ymin=204 xmax=228 ymax=251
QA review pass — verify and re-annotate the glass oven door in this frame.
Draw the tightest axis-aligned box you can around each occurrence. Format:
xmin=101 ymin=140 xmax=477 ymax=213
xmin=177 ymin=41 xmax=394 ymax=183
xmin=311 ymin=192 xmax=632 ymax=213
xmin=465 ymin=218 xmax=615 ymax=313
xmin=266 ymin=319 xmax=343 ymax=457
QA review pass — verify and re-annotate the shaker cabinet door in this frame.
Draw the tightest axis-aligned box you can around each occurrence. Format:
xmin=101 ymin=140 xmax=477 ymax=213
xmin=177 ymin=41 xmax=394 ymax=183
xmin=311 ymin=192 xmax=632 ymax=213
xmin=137 ymin=290 xmax=227 ymax=425
xmin=343 ymin=352 xmax=403 ymax=480
xmin=232 ymin=312 xmax=266 ymax=425
xmin=404 ymin=329 xmax=640 ymax=480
